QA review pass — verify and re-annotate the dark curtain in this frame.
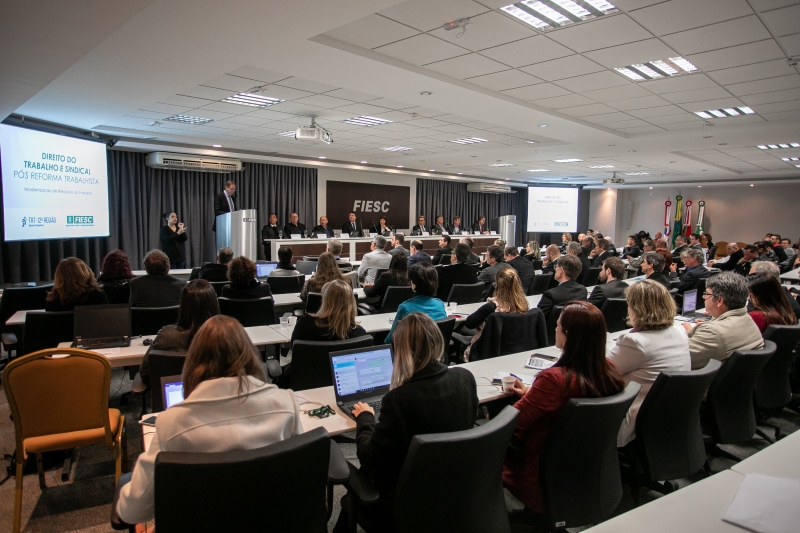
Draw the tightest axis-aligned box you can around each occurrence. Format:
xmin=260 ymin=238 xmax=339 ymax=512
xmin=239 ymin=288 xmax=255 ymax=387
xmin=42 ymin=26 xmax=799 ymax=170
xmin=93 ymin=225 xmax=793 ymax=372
xmin=416 ymin=178 xmax=527 ymax=245
xmin=0 ymin=150 xmax=317 ymax=283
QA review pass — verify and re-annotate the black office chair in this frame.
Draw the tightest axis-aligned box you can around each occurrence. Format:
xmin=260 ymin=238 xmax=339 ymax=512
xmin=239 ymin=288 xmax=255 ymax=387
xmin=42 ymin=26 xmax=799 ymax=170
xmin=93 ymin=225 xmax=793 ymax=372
xmin=694 ymin=278 xmax=708 ymax=309
xmin=0 ymin=284 xmax=52 ymax=358
xmin=359 ymin=286 xmax=414 ymax=315
xmin=306 ymin=292 xmax=323 ymax=314
xmin=578 ymin=267 xmax=601 ymax=287
xmin=621 ymin=360 xmax=721 ymax=506
xmin=753 ymin=325 xmax=800 ymax=441
xmin=295 ymin=260 xmax=317 ymax=276
xmin=131 ymin=306 xmax=179 ymax=337
xmin=437 ymin=254 xmax=452 ymax=265
xmin=112 ymin=428 xmax=332 ymax=533
xmin=545 ymin=306 xmax=563 ymax=347
xmin=206 ymin=281 xmax=227 ymax=297
xmin=22 ymin=311 xmax=74 ymax=355
xmin=528 ymin=274 xmax=553 ymax=296
xmin=302 ymin=255 xmax=320 ymax=261
xmin=532 ymin=259 xmax=543 ymax=270
xmin=289 ymin=336 xmax=374 ymax=391
xmin=708 ymin=246 xmax=718 ymax=261
xmin=218 ymin=297 xmax=276 ymax=327
xmin=146 ymin=350 xmax=188 ymax=413
xmin=703 ymin=341 xmax=776 ymax=462
xmin=453 ymin=309 xmax=547 ymax=362
xmin=343 ymin=406 xmax=519 ymax=533
xmin=539 ymin=382 xmax=640 ymax=530
xmin=600 ymin=298 xmax=628 ymax=332
xmin=374 ymin=268 xmax=388 ymax=281
xmin=446 ymin=282 xmax=485 ymax=305
xmin=267 ymin=275 xmax=305 ymax=294
xmin=435 ymin=316 xmax=456 ymax=361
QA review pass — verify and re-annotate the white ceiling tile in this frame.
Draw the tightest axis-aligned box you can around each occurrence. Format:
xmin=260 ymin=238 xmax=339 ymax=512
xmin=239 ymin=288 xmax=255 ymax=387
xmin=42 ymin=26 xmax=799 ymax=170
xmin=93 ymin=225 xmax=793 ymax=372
xmin=466 ymin=69 xmax=543 ymax=91
xmin=428 ymin=11 xmax=535 ymax=51
xmin=750 ymin=99 xmax=800 ymax=113
xmin=707 ymin=59 xmax=797 ymax=85
xmin=141 ymin=102 xmax=192 ymax=114
xmin=601 ymin=118 xmax=653 ymax=128
xmin=660 ymin=121 xmax=705 ymax=131
xmin=607 ymin=94 xmax=680 ymax=110
xmin=378 ymin=0 xmax=490 ymax=32
xmin=675 ymin=97 xmax=745 ymax=111
xmin=583 ymin=39 xmax=679 ymax=69
xmin=740 ymin=88 xmax=800 ymax=104
xmin=222 ymin=115 xmax=273 ymax=126
xmin=199 ymin=101 xmax=251 ymax=114
xmin=480 ymin=36 xmax=573 ymax=68
xmin=242 ymin=109 xmax=302 ymax=122
xmin=367 ymin=99 xmax=415 ymax=110
xmin=179 ymin=85 xmax=233 ymax=100
xmin=546 ymin=15 xmax=653 ymax=53
xmin=725 ymin=74 xmax=800 ymax=96
xmin=321 ymin=88 xmax=380 ymax=102
xmin=361 ymin=110 xmax=414 ymax=122
xmin=646 ymin=113 xmax=702 ymax=125
xmin=662 ymin=16 xmax=772 ymax=55
xmin=519 ymin=55 xmax=605 ymax=82
xmin=759 ymin=3 xmax=800 ymax=36
xmin=531 ymin=94 xmax=597 ymax=109
xmin=323 ymin=14 xmax=420 ymax=49
xmin=276 ymin=77 xmax=339 ymax=93
xmin=686 ymin=40 xmax=786 ymax=72
xmin=585 ymin=111 xmax=639 ymax=123
xmin=554 ymin=71 xmax=630 ymax=92
xmin=293 ymin=94 xmax=354 ymax=108
xmin=560 ymin=103 xmax=619 ymax=117
xmin=638 ymin=73 xmax=719 ymax=94
xmin=262 ymin=101 xmax=323 ymax=115
xmin=617 ymin=125 xmax=666 ymax=134
xmin=613 ymin=0 xmax=667 ymax=9
xmin=310 ymin=109 xmax=353 ymax=122
xmin=660 ymin=86 xmax=732 ymax=103
xmin=401 ymin=117 xmax=451 ymax=128
xmin=258 ymin=85 xmax=314 ymax=101
xmin=777 ymin=33 xmax=800 ymax=56
xmin=627 ymin=105 xmax=692 ymax=118
xmin=202 ymin=74 xmax=262 ymax=92
xmin=762 ymin=109 xmax=800 ymax=121
xmin=225 ymin=66 xmax=289 ymax=84
xmin=424 ymin=53 xmax=508 ymax=79
xmin=585 ymin=84 xmax=654 ymax=102
xmin=748 ymin=0 xmax=800 ymax=12
xmin=374 ymin=34 xmax=468 ymax=65
xmin=183 ymin=109 xmax=233 ymax=120
xmin=629 ymin=0 xmax=754 ymax=36
xmin=159 ymin=95 xmax=213 ymax=107
xmin=500 ymin=83 xmax=572 ymax=100
xmin=332 ymin=103 xmax=393 ymax=115
xmin=399 ymin=106 xmax=450 ymax=117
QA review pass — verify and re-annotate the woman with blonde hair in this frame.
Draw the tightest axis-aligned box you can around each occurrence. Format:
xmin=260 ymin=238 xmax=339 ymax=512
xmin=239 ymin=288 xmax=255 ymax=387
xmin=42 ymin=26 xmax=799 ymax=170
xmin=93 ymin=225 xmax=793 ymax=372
xmin=116 ymin=315 xmax=303 ymax=524
xmin=558 ymin=232 xmax=572 ymax=253
xmin=461 ymin=268 xmax=529 ymax=361
xmin=344 ymin=313 xmax=478 ymax=529
xmin=291 ymin=279 xmax=368 ymax=343
xmin=607 ymin=280 xmax=690 ymax=447
xmin=45 ymin=257 xmax=108 ymax=311
xmin=299 ymin=252 xmax=345 ymax=301
xmin=524 ymin=241 xmax=541 ymax=262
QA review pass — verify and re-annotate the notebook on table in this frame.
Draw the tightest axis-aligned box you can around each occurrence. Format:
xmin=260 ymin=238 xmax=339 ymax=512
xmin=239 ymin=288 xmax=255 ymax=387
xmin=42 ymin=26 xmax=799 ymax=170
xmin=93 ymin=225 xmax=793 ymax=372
xmin=676 ymin=289 xmax=701 ymax=322
xmin=329 ymin=345 xmax=393 ymax=421
xmin=256 ymin=262 xmax=278 ymax=279
xmin=73 ymin=303 xmax=132 ymax=349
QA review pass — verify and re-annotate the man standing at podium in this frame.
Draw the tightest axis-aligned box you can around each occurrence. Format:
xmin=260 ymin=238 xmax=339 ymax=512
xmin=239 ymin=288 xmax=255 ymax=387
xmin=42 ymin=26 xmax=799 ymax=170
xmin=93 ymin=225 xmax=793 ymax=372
xmin=213 ymin=180 xmax=236 ymax=231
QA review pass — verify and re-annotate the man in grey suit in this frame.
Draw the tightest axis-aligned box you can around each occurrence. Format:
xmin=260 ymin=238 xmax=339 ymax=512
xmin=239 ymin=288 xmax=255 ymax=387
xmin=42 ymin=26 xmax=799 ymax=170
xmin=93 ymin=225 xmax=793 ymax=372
xmin=387 ymin=233 xmax=407 ymax=256
xmin=669 ymin=248 xmax=709 ymax=293
xmin=587 ymin=257 xmax=629 ymax=308
xmin=478 ymin=245 xmax=509 ymax=298
xmin=358 ymin=235 xmax=391 ymax=284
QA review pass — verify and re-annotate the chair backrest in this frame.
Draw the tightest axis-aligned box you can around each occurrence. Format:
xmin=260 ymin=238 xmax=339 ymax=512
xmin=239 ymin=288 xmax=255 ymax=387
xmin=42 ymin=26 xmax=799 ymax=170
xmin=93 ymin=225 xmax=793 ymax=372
xmin=380 ymin=286 xmax=415 ymax=313
xmin=208 ymin=281 xmax=228 ymax=297
xmin=708 ymin=245 xmax=718 ymax=260
xmin=218 ymin=297 xmax=276 ymax=327
xmin=267 ymin=275 xmax=305 ymax=294
xmin=3 ymin=348 xmax=114 ymax=456
xmin=528 ymin=273 xmax=553 ymax=295
xmin=149 ymin=350 xmax=188 ymax=413
xmin=706 ymin=341 xmax=776 ymax=444
xmin=154 ymin=427 xmax=330 ymax=533
xmin=23 ymin=311 xmax=74 ymax=355
xmin=545 ymin=306 xmax=563 ymax=347
xmin=754 ymin=325 xmax=800 ymax=410
xmin=540 ymin=382 xmax=640 ymax=530
xmin=713 ymin=242 xmax=727 ymax=259
xmin=694 ymin=278 xmax=707 ymax=309
xmin=439 ymin=255 xmax=452 ymax=265
xmin=532 ymin=259 xmax=543 ymax=270
xmin=446 ymin=282 xmax=485 ymax=305
xmin=295 ymin=260 xmax=317 ymax=275
xmin=375 ymin=268 xmax=388 ymax=280
xmin=306 ymin=292 xmax=323 ymax=314
xmin=435 ymin=317 xmax=456 ymax=358
xmin=0 ymin=284 xmax=52 ymax=331
xmin=131 ymin=306 xmax=180 ymax=337
xmin=471 ymin=309 xmax=547 ymax=361
xmin=635 ymin=360 xmax=721 ymax=483
xmin=302 ymin=255 xmax=319 ymax=261
xmin=290 ymin=336 xmax=374 ymax=391
xmin=600 ymin=298 xmax=628 ymax=332
xmin=579 ymin=267 xmax=601 ymax=287
xmin=394 ymin=406 xmax=519 ymax=533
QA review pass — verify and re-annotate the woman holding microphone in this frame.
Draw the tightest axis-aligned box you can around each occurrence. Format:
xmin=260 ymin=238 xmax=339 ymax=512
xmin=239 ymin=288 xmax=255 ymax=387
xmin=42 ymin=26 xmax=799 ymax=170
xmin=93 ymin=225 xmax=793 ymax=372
xmin=161 ymin=211 xmax=188 ymax=269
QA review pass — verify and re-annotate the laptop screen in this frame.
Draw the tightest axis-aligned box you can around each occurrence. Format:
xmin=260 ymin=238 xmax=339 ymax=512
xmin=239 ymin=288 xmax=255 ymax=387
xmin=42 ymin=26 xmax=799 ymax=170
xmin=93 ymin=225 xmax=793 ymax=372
xmin=256 ymin=262 xmax=277 ymax=278
xmin=331 ymin=346 xmax=393 ymax=398
xmin=683 ymin=289 xmax=697 ymax=314
xmin=163 ymin=378 xmax=185 ymax=409
xmin=74 ymin=304 xmax=131 ymax=339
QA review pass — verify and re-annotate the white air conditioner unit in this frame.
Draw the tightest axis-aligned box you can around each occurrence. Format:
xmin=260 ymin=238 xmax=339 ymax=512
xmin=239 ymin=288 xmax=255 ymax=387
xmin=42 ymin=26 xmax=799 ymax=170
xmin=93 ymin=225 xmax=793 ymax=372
xmin=146 ymin=152 xmax=243 ymax=173
xmin=467 ymin=182 xmax=513 ymax=194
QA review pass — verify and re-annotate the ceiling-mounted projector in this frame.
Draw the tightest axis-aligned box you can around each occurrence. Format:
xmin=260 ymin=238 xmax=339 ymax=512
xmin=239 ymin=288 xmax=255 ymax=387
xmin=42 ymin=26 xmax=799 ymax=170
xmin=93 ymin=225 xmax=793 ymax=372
xmin=295 ymin=117 xmax=332 ymax=144
xmin=603 ymin=178 xmax=625 ymax=185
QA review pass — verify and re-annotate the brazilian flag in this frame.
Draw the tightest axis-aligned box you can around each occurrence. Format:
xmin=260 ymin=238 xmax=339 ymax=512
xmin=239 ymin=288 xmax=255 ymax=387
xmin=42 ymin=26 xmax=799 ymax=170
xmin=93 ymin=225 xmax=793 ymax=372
xmin=672 ymin=195 xmax=683 ymax=247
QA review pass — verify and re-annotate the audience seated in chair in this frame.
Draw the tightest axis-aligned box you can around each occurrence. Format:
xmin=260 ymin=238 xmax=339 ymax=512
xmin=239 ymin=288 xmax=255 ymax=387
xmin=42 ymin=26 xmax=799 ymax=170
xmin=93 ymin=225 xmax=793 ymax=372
xmin=129 ymin=250 xmax=186 ymax=307
xmin=504 ymin=245 xmax=536 ymax=294
xmin=326 ymin=238 xmax=353 ymax=272
xmin=524 ymin=241 xmax=541 ymax=262
xmin=431 ymin=234 xmax=453 ymax=265
xmin=98 ymin=250 xmax=135 ymax=304
xmin=387 ymin=233 xmax=407 ymax=257
xmin=358 ymin=235 xmax=392 ymax=285
xmin=541 ymin=244 xmax=560 ymax=277
xmin=746 ymin=274 xmax=797 ymax=332
xmin=436 ymin=243 xmax=479 ymax=301
xmin=587 ymin=256 xmax=629 ymax=308
xmin=566 ymin=241 xmax=589 ymax=273
xmin=290 ymin=279 xmax=368 ymax=344
xmin=116 ymin=315 xmax=303 ymax=525
xmin=385 ymin=262 xmax=447 ymax=344
xmin=407 ymin=239 xmax=432 ymax=267
xmin=221 ymin=256 xmax=271 ymax=299
xmin=640 ymin=252 xmax=671 ymax=289
xmin=502 ymin=301 xmax=625 ymax=514
xmin=607 ymin=281 xmax=690 ymax=447
xmin=747 ymin=261 xmax=800 ymax=316
xmin=669 ymin=248 xmax=710 ymax=294
xmin=45 ymin=257 xmax=109 ymax=311
xmin=299 ymin=252 xmax=347 ymax=302
xmin=681 ymin=272 xmax=764 ymax=369
xmin=363 ymin=250 xmax=410 ymax=303
xmin=188 ymin=247 xmax=233 ymax=282
xmin=269 ymin=246 xmax=302 ymax=277
xmin=478 ymin=245 xmax=510 ymax=299
xmin=537 ymin=254 xmax=587 ymax=318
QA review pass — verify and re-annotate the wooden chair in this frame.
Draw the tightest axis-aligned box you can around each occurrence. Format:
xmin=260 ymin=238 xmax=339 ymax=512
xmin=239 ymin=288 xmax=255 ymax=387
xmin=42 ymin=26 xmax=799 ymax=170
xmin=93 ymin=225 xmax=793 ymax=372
xmin=3 ymin=348 xmax=128 ymax=533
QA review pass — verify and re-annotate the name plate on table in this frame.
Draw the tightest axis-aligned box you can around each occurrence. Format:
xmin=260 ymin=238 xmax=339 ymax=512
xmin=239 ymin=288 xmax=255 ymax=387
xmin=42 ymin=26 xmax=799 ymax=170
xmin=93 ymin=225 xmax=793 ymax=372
xmin=289 ymin=234 xmax=303 ymax=239
xmin=442 ymin=231 xmax=449 ymax=235
xmin=422 ymin=232 xmax=430 ymax=236
xmin=315 ymin=234 xmax=326 ymax=239
xmin=490 ymin=231 xmax=498 ymax=235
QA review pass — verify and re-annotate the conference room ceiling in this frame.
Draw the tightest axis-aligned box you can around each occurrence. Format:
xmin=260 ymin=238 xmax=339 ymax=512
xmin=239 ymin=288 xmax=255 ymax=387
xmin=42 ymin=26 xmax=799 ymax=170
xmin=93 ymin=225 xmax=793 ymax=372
xmin=5 ymin=0 xmax=800 ymax=188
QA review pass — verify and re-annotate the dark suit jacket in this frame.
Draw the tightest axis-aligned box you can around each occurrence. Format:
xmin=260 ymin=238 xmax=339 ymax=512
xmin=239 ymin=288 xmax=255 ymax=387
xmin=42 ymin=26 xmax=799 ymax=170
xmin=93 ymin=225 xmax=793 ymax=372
xmin=221 ymin=281 xmax=271 ymax=299
xmin=431 ymin=223 xmax=448 ymax=235
xmin=431 ymin=246 xmax=454 ymax=265
xmin=673 ymin=244 xmax=688 ymax=256
xmin=538 ymin=280 xmax=588 ymax=317
xmin=436 ymin=262 xmax=479 ymax=301
xmin=716 ymin=249 xmax=744 ymax=271
xmin=283 ymin=222 xmax=306 ymax=237
xmin=342 ymin=221 xmax=362 ymax=235
xmin=591 ymin=251 xmax=612 ymax=268
xmin=129 ymin=274 xmax=186 ymax=307
xmin=672 ymin=265 xmax=710 ymax=293
xmin=735 ymin=260 xmax=753 ymax=277
xmin=646 ymin=272 xmax=671 ymax=289
xmin=507 ymin=256 xmax=537 ymax=293
xmin=576 ymin=253 xmax=591 ymax=272
xmin=312 ymin=225 xmax=334 ymax=238
xmin=587 ymin=279 xmax=629 ymax=308
xmin=356 ymin=362 xmax=478 ymax=498
xmin=261 ymin=224 xmax=282 ymax=240
xmin=212 ymin=191 xmax=234 ymax=232
xmin=467 ymin=252 xmax=480 ymax=264
xmin=407 ymin=250 xmax=432 ymax=266
xmin=471 ymin=222 xmax=486 ymax=233
xmin=463 ymin=305 xmax=548 ymax=361
xmin=411 ymin=225 xmax=428 ymax=235
xmin=188 ymin=263 xmax=228 ymax=282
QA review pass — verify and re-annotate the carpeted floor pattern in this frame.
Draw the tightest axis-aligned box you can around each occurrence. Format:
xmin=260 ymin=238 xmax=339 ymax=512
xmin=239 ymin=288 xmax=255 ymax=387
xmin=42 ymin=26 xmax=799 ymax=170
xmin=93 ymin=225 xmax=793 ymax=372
xmin=0 ymin=356 xmax=797 ymax=533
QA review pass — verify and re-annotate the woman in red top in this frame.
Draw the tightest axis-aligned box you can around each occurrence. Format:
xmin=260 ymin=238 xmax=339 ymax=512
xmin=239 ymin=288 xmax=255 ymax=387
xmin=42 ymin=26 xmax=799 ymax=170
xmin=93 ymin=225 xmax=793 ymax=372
xmin=747 ymin=275 xmax=796 ymax=332
xmin=502 ymin=301 xmax=625 ymax=513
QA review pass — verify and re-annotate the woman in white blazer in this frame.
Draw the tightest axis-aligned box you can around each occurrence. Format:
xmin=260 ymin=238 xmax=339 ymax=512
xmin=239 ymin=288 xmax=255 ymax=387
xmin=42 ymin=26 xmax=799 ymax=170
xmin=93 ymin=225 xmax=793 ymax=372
xmin=116 ymin=315 xmax=303 ymax=524
xmin=607 ymin=280 xmax=690 ymax=447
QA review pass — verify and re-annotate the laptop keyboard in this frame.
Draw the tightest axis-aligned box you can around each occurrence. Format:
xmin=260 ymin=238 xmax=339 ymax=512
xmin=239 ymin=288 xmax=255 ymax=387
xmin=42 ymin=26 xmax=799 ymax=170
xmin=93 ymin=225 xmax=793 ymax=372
xmin=76 ymin=337 xmax=129 ymax=349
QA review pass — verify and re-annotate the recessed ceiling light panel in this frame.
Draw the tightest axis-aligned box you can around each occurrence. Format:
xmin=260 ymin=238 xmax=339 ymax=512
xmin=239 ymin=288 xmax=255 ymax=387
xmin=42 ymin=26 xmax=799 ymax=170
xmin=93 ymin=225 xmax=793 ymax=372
xmin=625 ymin=172 xmax=649 ymax=176
xmin=757 ymin=143 xmax=800 ymax=149
xmin=616 ymin=57 xmax=698 ymax=82
xmin=277 ymin=131 xmax=296 ymax=136
xmin=450 ymin=137 xmax=488 ymax=144
xmin=554 ymin=158 xmax=583 ymax=163
xmin=527 ymin=169 xmax=549 ymax=172
xmin=694 ymin=106 xmax=754 ymax=118
xmin=223 ymin=92 xmax=284 ymax=107
xmin=589 ymin=165 xmax=614 ymax=168
xmin=382 ymin=146 xmax=413 ymax=151
xmin=165 ymin=115 xmax=215 ymax=125
xmin=489 ymin=163 xmax=514 ymax=167
xmin=343 ymin=116 xmax=393 ymax=126
xmin=501 ymin=0 xmax=617 ymax=31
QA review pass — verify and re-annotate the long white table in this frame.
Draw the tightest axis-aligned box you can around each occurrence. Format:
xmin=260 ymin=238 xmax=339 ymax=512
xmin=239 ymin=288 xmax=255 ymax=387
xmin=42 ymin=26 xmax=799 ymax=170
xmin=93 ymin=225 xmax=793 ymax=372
xmin=731 ymin=429 xmax=800 ymax=478
xmin=780 ymin=268 xmax=800 ymax=282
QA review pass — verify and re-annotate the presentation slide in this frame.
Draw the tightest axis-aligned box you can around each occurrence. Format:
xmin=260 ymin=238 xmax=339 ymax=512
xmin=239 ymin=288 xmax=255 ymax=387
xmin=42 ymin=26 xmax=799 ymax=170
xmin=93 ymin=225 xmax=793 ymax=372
xmin=527 ymin=187 xmax=579 ymax=232
xmin=1 ymin=125 xmax=110 ymax=241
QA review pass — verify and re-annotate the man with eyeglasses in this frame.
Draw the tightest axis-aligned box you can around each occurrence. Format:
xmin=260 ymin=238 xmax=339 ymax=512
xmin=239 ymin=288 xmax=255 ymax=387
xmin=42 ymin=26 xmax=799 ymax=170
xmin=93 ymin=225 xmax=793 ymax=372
xmin=680 ymin=272 xmax=764 ymax=370
xmin=669 ymin=248 xmax=709 ymax=294
xmin=537 ymin=254 xmax=587 ymax=318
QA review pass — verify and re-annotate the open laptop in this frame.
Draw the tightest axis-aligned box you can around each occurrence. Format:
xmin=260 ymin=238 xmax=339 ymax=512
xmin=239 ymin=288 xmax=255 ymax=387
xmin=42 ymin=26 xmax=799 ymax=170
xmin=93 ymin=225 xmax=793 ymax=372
xmin=73 ymin=303 xmax=131 ymax=349
xmin=330 ymin=345 xmax=393 ymax=421
xmin=256 ymin=262 xmax=278 ymax=278
xmin=676 ymin=289 xmax=701 ymax=322
xmin=161 ymin=375 xmax=185 ymax=409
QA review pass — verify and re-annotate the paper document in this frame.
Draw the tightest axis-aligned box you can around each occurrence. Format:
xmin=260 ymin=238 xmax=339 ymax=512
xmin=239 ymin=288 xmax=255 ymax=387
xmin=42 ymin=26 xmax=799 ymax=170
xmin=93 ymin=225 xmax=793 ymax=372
xmin=722 ymin=473 xmax=800 ymax=533
xmin=96 ymin=348 xmax=121 ymax=355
